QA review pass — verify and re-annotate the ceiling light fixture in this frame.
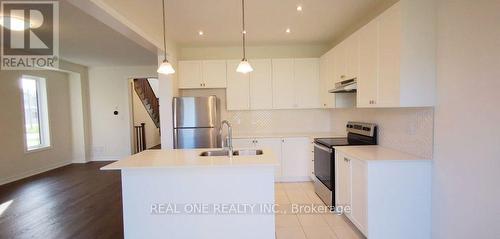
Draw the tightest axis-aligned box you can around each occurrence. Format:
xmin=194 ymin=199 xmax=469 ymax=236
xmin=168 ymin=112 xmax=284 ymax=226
xmin=198 ymin=30 xmax=204 ymax=36
xmin=296 ymin=5 xmax=303 ymax=12
xmin=286 ymin=28 xmax=291 ymax=33
xmin=236 ymin=0 xmax=253 ymax=74
xmin=157 ymin=0 xmax=175 ymax=75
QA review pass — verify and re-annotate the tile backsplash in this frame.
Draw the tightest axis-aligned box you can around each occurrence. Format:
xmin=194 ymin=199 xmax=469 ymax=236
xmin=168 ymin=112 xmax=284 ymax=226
xmin=330 ymin=108 xmax=434 ymax=158
xmin=226 ymin=109 xmax=332 ymax=134
xmin=180 ymin=89 xmax=434 ymax=158
xmin=180 ymin=89 xmax=332 ymax=134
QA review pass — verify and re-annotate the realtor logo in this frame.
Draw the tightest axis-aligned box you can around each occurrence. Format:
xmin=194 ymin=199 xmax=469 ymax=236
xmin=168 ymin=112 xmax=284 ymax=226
xmin=1 ymin=1 xmax=59 ymax=70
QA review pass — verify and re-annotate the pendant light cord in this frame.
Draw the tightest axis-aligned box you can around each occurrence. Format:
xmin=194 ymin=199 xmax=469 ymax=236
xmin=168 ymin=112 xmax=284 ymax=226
xmin=241 ymin=0 xmax=246 ymax=60
xmin=162 ymin=0 xmax=168 ymax=60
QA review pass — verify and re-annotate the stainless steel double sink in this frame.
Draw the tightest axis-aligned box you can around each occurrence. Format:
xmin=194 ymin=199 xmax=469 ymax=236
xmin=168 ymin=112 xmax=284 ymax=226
xmin=199 ymin=149 xmax=263 ymax=157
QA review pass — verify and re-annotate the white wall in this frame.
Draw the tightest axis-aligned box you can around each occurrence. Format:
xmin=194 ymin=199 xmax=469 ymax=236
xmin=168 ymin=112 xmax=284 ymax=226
xmin=88 ymin=65 xmax=157 ymax=160
xmin=0 ymin=70 xmax=73 ymax=185
xmin=433 ymin=1 xmax=500 ymax=238
xmin=59 ymin=60 xmax=92 ymax=163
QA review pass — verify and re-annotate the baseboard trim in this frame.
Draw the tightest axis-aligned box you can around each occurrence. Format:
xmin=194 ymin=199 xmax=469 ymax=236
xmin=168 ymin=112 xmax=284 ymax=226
xmin=276 ymin=176 xmax=312 ymax=183
xmin=0 ymin=161 xmax=72 ymax=186
xmin=91 ymin=158 xmax=120 ymax=162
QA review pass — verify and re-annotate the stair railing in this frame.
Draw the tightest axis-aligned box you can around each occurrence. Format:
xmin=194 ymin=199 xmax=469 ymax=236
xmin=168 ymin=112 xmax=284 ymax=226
xmin=134 ymin=123 xmax=146 ymax=153
xmin=133 ymin=79 xmax=160 ymax=128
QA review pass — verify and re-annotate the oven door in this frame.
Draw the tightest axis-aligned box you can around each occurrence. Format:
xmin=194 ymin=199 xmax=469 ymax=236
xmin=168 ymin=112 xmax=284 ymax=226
xmin=314 ymin=143 xmax=333 ymax=190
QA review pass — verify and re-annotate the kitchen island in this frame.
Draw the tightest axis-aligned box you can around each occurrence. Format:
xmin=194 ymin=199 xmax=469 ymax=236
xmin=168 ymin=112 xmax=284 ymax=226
xmin=102 ymin=148 xmax=278 ymax=239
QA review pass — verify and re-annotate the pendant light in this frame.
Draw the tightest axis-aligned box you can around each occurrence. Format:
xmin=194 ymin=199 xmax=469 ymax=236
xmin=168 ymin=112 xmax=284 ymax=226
xmin=157 ymin=0 xmax=175 ymax=75
xmin=236 ymin=0 xmax=253 ymax=74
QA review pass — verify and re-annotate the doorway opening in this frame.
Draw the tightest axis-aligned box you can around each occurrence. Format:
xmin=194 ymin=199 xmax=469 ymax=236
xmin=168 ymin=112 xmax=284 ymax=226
xmin=130 ymin=78 xmax=161 ymax=153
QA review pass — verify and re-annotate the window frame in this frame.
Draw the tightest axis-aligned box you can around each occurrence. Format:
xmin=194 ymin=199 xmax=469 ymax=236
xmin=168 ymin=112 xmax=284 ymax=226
xmin=20 ymin=75 xmax=52 ymax=153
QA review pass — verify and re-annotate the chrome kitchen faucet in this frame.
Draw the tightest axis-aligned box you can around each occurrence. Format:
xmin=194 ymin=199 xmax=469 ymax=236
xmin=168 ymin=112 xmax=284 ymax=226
xmin=219 ymin=120 xmax=233 ymax=157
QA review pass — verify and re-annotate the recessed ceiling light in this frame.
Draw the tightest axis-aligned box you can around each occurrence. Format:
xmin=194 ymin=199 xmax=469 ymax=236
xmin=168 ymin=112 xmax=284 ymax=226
xmin=198 ymin=31 xmax=204 ymax=36
xmin=285 ymin=28 xmax=291 ymax=33
xmin=296 ymin=5 xmax=303 ymax=12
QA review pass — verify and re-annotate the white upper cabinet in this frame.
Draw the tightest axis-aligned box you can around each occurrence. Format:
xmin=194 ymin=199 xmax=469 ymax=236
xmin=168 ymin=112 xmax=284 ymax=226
xmin=358 ymin=20 xmax=379 ymax=108
xmin=249 ymin=59 xmax=273 ymax=110
xmin=272 ymin=58 xmax=321 ymax=109
xmin=226 ymin=60 xmax=250 ymax=110
xmin=226 ymin=59 xmax=273 ymax=111
xmin=227 ymin=58 xmax=321 ymax=111
xmin=178 ymin=61 xmax=203 ymax=88
xmin=319 ymin=50 xmax=336 ymax=108
xmin=272 ymin=59 xmax=296 ymax=109
xmin=294 ymin=58 xmax=321 ymax=108
xmin=377 ymin=2 xmax=402 ymax=107
xmin=179 ymin=60 xmax=227 ymax=89
xmin=345 ymin=33 xmax=360 ymax=81
xmin=325 ymin=0 xmax=436 ymax=108
xmin=202 ymin=60 xmax=227 ymax=88
xmin=364 ymin=1 xmax=435 ymax=108
xmin=333 ymin=41 xmax=347 ymax=83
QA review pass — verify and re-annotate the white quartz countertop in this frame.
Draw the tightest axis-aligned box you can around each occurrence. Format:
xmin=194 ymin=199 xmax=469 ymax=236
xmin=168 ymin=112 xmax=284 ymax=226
xmin=101 ymin=148 xmax=278 ymax=170
xmin=334 ymin=145 xmax=431 ymax=161
xmin=233 ymin=132 xmax=344 ymax=139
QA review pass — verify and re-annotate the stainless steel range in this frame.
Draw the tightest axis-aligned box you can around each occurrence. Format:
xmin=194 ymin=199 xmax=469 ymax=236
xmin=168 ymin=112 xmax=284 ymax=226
xmin=313 ymin=122 xmax=377 ymax=208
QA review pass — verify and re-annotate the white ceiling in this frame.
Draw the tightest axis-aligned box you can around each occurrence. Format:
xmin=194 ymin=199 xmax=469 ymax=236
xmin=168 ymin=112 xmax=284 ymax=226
xmin=59 ymin=1 xmax=157 ymax=67
xmin=161 ymin=0 xmax=388 ymax=46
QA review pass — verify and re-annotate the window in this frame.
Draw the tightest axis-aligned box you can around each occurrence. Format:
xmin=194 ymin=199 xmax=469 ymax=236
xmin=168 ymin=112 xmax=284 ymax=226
xmin=21 ymin=76 xmax=50 ymax=151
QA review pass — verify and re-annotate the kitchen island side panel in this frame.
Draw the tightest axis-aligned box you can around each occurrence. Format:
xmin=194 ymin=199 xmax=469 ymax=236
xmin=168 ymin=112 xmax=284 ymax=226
xmin=121 ymin=167 xmax=275 ymax=239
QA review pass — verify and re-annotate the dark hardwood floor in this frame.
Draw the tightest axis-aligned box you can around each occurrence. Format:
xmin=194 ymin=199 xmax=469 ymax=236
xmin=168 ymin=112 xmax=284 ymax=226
xmin=0 ymin=162 xmax=123 ymax=239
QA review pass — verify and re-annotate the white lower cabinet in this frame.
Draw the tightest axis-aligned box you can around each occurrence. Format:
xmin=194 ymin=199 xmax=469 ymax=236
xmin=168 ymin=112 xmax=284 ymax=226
xmin=336 ymin=152 xmax=369 ymax=235
xmin=233 ymin=137 xmax=311 ymax=182
xmin=255 ymin=138 xmax=283 ymax=180
xmin=281 ymin=137 xmax=311 ymax=181
xmin=349 ymin=158 xmax=368 ymax=234
xmin=335 ymin=150 xmax=432 ymax=239
xmin=335 ymin=152 xmax=352 ymax=211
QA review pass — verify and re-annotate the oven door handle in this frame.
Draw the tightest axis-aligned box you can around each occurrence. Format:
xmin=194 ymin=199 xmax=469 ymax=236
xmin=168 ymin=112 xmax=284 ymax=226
xmin=314 ymin=143 xmax=333 ymax=153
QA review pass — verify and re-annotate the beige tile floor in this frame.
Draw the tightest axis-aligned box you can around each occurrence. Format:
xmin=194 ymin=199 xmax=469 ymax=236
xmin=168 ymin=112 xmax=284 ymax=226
xmin=275 ymin=182 xmax=366 ymax=239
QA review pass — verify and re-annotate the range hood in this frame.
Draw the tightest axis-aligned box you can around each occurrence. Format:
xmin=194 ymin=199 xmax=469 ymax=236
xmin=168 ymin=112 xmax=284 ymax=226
xmin=329 ymin=78 xmax=357 ymax=93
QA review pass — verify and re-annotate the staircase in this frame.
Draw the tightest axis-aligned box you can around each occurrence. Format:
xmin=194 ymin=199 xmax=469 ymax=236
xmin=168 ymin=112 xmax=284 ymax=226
xmin=133 ymin=78 xmax=160 ymax=128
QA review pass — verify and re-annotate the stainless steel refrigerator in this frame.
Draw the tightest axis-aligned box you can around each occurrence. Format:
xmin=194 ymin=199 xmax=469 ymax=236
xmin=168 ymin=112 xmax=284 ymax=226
xmin=173 ymin=96 xmax=221 ymax=149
